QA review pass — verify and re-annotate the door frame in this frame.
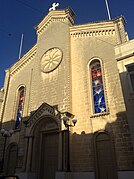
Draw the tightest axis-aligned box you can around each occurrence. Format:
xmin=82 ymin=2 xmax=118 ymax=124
xmin=94 ymin=130 xmax=118 ymax=179
xmin=5 ymin=142 xmax=18 ymax=175
xmin=38 ymin=129 xmax=59 ymax=179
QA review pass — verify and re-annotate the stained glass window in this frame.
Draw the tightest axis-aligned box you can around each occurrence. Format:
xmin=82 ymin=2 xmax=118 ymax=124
xmin=15 ymin=86 xmax=25 ymax=129
xmin=90 ymin=60 xmax=106 ymax=114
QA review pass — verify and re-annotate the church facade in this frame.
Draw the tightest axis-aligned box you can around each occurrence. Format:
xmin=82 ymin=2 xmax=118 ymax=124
xmin=0 ymin=7 xmax=134 ymax=179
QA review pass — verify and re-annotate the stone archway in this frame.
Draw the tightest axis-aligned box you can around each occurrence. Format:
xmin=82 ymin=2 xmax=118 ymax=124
xmin=94 ymin=131 xmax=118 ymax=179
xmin=5 ymin=143 xmax=18 ymax=175
xmin=23 ymin=103 xmax=61 ymax=179
xmin=31 ymin=116 xmax=59 ymax=179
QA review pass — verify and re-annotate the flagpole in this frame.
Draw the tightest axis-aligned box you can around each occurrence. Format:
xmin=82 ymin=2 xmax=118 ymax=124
xmin=105 ymin=0 xmax=111 ymax=20
xmin=19 ymin=33 xmax=24 ymax=59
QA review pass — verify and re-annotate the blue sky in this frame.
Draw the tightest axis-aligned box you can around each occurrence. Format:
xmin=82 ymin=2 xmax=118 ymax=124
xmin=0 ymin=0 xmax=134 ymax=87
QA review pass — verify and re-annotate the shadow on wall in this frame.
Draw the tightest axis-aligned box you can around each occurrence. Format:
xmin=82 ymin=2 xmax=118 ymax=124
xmin=70 ymin=111 xmax=134 ymax=177
xmin=0 ymin=111 xmax=134 ymax=178
xmin=119 ymin=71 xmax=134 ymax=147
xmin=0 ymin=117 xmax=27 ymax=176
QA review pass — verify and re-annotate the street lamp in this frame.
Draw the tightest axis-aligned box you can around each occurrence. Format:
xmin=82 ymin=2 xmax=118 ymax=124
xmin=0 ymin=129 xmax=14 ymax=173
xmin=62 ymin=113 xmax=77 ymax=172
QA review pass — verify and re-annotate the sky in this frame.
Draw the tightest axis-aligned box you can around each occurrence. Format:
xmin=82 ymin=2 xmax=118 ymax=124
xmin=0 ymin=0 xmax=134 ymax=88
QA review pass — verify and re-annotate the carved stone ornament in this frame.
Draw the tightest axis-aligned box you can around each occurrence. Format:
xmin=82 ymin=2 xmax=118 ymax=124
xmin=23 ymin=103 xmax=61 ymax=128
xmin=41 ymin=47 xmax=63 ymax=73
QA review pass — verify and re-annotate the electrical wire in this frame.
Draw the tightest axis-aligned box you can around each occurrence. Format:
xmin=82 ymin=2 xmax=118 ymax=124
xmin=15 ymin=0 xmax=44 ymax=15
xmin=0 ymin=5 xmax=121 ymax=114
xmin=0 ymin=0 xmax=116 ymax=48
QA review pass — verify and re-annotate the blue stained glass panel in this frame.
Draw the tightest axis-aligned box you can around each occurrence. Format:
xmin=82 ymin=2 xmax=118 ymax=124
xmin=91 ymin=61 xmax=106 ymax=114
xmin=15 ymin=87 xmax=24 ymax=129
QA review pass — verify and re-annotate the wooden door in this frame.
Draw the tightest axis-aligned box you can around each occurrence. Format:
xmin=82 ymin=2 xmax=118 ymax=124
xmin=39 ymin=132 xmax=59 ymax=179
xmin=5 ymin=143 xmax=18 ymax=175
xmin=95 ymin=132 xmax=118 ymax=179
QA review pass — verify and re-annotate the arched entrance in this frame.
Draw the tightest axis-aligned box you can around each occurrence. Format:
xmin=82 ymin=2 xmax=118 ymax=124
xmin=5 ymin=143 xmax=18 ymax=175
xmin=30 ymin=116 xmax=60 ymax=179
xmin=94 ymin=131 xmax=118 ymax=179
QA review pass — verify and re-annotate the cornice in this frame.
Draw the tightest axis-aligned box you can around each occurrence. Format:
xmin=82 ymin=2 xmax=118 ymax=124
xmin=113 ymin=16 xmax=126 ymax=25
xmin=115 ymin=39 xmax=134 ymax=61
xmin=116 ymin=52 xmax=134 ymax=61
xmin=70 ymin=17 xmax=122 ymax=38
xmin=9 ymin=45 xmax=37 ymax=77
xmin=70 ymin=29 xmax=115 ymax=38
xmin=35 ymin=8 xmax=75 ymax=36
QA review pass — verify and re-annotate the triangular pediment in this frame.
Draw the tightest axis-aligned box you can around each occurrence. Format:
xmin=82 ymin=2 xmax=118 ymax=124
xmin=35 ymin=8 xmax=75 ymax=36
xmin=23 ymin=103 xmax=60 ymax=127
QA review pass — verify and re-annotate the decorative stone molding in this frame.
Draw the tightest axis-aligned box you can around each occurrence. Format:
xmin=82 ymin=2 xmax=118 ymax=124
xmin=35 ymin=8 xmax=75 ymax=36
xmin=0 ymin=88 xmax=4 ymax=102
xmin=87 ymin=57 xmax=110 ymax=117
xmin=23 ymin=103 xmax=61 ymax=127
xmin=70 ymin=29 xmax=115 ymax=38
xmin=9 ymin=45 xmax=37 ymax=77
xmin=40 ymin=47 xmax=63 ymax=73
xmin=114 ymin=16 xmax=127 ymax=44
xmin=90 ymin=112 xmax=110 ymax=118
xmin=69 ymin=17 xmax=126 ymax=38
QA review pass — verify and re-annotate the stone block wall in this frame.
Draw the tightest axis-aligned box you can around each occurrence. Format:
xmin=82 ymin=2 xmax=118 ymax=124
xmin=0 ymin=9 xmax=134 ymax=176
xmin=70 ymin=19 xmax=134 ymax=171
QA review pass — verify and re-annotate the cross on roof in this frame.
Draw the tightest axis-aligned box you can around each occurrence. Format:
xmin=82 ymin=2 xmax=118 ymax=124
xmin=49 ymin=2 xmax=59 ymax=11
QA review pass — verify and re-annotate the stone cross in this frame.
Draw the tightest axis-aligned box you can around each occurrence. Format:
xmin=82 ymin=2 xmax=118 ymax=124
xmin=49 ymin=2 xmax=59 ymax=11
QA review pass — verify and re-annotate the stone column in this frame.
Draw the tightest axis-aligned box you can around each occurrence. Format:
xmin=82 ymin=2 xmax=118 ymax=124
xmin=58 ymin=132 xmax=63 ymax=171
xmin=25 ymin=136 xmax=34 ymax=172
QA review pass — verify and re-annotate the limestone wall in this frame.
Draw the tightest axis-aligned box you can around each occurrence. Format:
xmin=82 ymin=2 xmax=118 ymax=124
xmin=0 ymin=88 xmax=4 ymax=117
xmin=116 ymin=40 xmax=134 ymax=146
xmin=70 ymin=19 xmax=134 ymax=171
xmin=0 ymin=9 xmax=134 ymax=175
